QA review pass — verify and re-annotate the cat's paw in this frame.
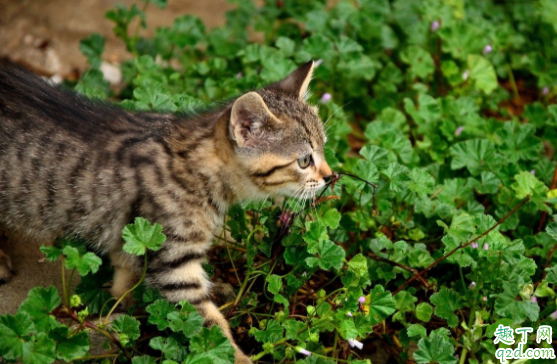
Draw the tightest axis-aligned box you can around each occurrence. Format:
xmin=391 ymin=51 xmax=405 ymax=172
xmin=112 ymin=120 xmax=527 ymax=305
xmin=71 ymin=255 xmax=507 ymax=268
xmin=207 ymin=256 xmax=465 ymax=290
xmin=0 ymin=249 xmax=13 ymax=284
xmin=235 ymin=353 xmax=253 ymax=364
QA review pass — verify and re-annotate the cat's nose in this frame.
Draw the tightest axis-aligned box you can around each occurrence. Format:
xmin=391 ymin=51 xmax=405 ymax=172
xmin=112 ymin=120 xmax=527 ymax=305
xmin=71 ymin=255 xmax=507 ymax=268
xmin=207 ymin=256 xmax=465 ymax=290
xmin=323 ymin=174 xmax=333 ymax=183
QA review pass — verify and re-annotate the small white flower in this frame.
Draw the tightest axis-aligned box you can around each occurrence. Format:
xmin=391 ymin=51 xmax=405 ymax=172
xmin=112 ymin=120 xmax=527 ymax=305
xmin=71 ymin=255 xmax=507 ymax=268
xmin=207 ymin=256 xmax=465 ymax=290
xmin=348 ymin=338 xmax=364 ymax=350
xmin=320 ymin=93 xmax=332 ymax=103
xmin=347 ymin=312 xmax=353 ymax=317
xmin=315 ymin=59 xmax=323 ymax=67
xmin=462 ymin=70 xmax=470 ymax=81
xmin=295 ymin=347 xmax=311 ymax=356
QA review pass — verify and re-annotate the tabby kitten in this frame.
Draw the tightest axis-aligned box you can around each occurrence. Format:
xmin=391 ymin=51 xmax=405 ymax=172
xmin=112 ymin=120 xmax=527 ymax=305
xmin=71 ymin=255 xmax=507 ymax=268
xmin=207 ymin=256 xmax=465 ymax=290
xmin=0 ymin=60 xmax=332 ymax=363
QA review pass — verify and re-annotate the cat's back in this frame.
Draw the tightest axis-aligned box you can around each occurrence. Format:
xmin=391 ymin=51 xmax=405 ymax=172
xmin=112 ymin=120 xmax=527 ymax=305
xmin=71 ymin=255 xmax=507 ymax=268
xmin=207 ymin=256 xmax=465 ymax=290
xmin=0 ymin=62 xmax=169 ymax=243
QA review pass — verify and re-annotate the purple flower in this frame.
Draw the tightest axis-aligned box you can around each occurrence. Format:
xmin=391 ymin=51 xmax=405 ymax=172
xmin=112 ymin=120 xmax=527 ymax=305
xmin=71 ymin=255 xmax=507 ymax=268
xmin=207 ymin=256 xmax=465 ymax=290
xmin=469 ymin=282 xmax=476 ymax=289
xmin=543 ymin=86 xmax=550 ymax=95
xmin=315 ymin=59 xmax=323 ymax=67
xmin=302 ymin=271 xmax=307 ymax=277
xmin=279 ymin=210 xmax=293 ymax=227
xmin=347 ymin=312 xmax=353 ymax=317
xmin=236 ymin=72 xmax=243 ymax=79
xmin=296 ymin=347 xmax=311 ymax=356
xmin=455 ymin=126 xmax=464 ymax=136
xmin=431 ymin=21 xmax=440 ymax=31
xmin=358 ymin=296 xmax=366 ymax=304
xmin=462 ymin=70 xmax=470 ymax=81
xmin=348 ymin=338 xmax=364 ymax=350
xmin=483 ymin=243 xmax=488 ymax=250
xmin=471 ymin=242 xmax=479 ymax=249
xmin=530 ymin=170 xmax=535 ymax=175
xmin=483 ymin=45 xmax=493 ymax=54
xmin=320 ymin=93 xmax=332 ymax=103
xmin=550 ymin=310 xmax=557 ymax=319
xmin=531 ymin=297 xmax=537 ymax=303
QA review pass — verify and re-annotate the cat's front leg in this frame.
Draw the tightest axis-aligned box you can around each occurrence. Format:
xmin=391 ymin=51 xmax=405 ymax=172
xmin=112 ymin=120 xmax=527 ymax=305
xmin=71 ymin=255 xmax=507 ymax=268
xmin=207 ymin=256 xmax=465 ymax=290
xmin=147 ymin=235 xmax=252 ymax=364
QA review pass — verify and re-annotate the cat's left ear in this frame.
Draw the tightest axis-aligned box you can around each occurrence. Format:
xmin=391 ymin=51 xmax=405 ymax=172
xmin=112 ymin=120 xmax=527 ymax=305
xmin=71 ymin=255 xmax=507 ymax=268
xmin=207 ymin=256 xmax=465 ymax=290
xmin=272 ymin=60 xmax=314 ymax=100
xmin=229 ymin=92 xmax=275 ymax=148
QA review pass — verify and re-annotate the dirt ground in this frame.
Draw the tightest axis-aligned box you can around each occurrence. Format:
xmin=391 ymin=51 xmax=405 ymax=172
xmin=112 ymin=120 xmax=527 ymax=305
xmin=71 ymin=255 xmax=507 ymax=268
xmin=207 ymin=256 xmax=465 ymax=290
xmin=0 ymin=0 xmax=234 ymax=315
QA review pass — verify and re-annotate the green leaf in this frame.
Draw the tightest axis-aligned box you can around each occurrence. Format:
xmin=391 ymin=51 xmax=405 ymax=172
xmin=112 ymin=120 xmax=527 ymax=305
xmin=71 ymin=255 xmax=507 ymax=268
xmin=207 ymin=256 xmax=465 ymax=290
xmin=305 ymin=240 xmax=345 ymax=270
xmin=50 ymin=327 xmax=90 ymax=362
xmin=303 ymin=221 xmax=329 ymax=253
xmin=0 ymin=312 xmax=56 ymax=364
xmin=471 ymin=171 xmax=501 ymax=195
xmin=111 ymin=315 xmax=141 ymax=346
xmin=407 ymin=168 xmax=435 ymax=196
xmin=367 ymin=285 xmax=396 ymax=325
xmin=187 ymin=326 xmax=235 ymax=364
xmin=132 ymin=356 xmax=158 ymax=364
xmin=167 ymin=303 xmax=205 ymax=338
xmin=546 ymin=264 xmax=557 ymax=285
xmin=511 ymin=171 xmax=550 ymax=212
xmin=146 ymin=299 xmax=175 ymax=330
xmin=150 ymin=336 xmax=181 ymax=360
xmin=143 ymin=0 xmax=167 ymax=9
xmin=467 ymin=54 xmax=498 ymax=94
xmin=496 ymin=122 xmax=543 ymax=162
xmin=284 ymin=319 xmax=307 ymax=341
xmin=407 ymin=324 xmax=427 ymax=338
xmin=401 ymin=45 xmax=435 ymax=79
xmin=79 ymin=33 xmax=105 ymax=68
xmin=415 ymin=302 xmax=433 ymax=322
xmin=382 ymin=163 xmax=410 ymax=193
xmin=450 ymin=139 xmax=498 ymax=176
xmin=394 ymin=291 xmax=417 ymax=313
xmin=39 ymin=245 xmax=62 ymax=262
xmin=251 ymin=319 xmax=284 ymax=343
xmin=338 ymin=319 xmax=358 ymax=340
xmin=414 ymin=328 xmax=457 ymax=364
xmin=266 ymin=275 xmax=282 ymax=295
xmin=62 ymin=246 xmax=102 ymax=276
xmin=19 ymin=286 xmax=61 ymax=332
xmin=495 ymin=282 xmax=540 ymax=323
xmin=347 ymin=254 xmax=368 ymax=277
xmin=122 ymin=217 xmax=166 ymax=256
xmin=360 ymin=145 xmax=389 ymax=169
xmin=430 ymin=288 xmax=463 ymax=327
xmin=321 ymin=209 xmax=341 ymax=229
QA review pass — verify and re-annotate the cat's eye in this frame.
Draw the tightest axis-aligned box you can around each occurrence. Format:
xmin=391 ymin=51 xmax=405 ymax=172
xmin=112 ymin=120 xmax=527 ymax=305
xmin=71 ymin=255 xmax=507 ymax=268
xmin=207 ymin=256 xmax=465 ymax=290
xmin=297 ymin=155 xmax=312 ymax=169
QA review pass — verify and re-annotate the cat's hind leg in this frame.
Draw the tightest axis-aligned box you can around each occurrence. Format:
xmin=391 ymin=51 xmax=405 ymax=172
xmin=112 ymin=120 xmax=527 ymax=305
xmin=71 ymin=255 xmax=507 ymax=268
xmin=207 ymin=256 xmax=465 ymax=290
xmin=0 ymin=249 xmax=13 ymax=283
xmin=148 ymin=241 xmax=252 ymax=364
xmin=109 ymin=250 xmax=139 ymax=306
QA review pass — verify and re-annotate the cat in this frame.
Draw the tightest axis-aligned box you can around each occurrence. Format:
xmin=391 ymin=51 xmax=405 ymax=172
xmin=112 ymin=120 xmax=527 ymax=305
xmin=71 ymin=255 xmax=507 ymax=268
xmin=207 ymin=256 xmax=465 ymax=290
xmin=0 ymin=59 xmax=332 ymax=363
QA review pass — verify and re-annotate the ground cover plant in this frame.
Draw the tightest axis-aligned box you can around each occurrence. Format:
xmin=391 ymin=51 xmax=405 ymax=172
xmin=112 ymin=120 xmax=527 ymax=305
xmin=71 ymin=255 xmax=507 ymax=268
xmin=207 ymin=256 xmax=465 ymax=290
xmin=1 ymin=0 xmax=557 ymax=363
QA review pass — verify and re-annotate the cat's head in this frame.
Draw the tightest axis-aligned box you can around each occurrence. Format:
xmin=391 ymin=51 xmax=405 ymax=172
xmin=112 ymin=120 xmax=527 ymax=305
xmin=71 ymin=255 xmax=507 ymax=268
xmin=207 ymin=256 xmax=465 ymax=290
xmin=228 ymin=61 xmax=333 ymax=200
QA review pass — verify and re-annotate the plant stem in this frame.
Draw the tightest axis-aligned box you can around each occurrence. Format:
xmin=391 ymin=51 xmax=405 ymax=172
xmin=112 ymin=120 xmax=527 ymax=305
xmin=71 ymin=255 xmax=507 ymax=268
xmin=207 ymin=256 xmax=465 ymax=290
xmin=393 ymin=196 xmax=530 ymax=295
xmin=61 ymin=256 xmax=68 ymax=307
xmin=507 ymin=64 xmax=520 ymax=101
xmin=104 ymin=253 xmax=148 ymax=325
xmin=460 ymin=348 xmax=468 ymax=364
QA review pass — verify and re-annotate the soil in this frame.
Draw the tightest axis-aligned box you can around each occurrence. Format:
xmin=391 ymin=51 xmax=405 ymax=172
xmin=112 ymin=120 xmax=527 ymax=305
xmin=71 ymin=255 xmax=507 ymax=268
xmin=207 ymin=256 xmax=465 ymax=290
xmin=0 ymin=0 xmax=233 ymax=315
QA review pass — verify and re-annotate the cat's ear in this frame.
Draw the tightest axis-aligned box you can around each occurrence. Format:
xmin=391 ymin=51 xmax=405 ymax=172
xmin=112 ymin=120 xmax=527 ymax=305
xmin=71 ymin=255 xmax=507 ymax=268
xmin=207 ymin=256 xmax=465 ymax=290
xmin=273 ymin=60 xmax=314 ymax=100
xmin=229 ymin=92 xmax=274 ymax=147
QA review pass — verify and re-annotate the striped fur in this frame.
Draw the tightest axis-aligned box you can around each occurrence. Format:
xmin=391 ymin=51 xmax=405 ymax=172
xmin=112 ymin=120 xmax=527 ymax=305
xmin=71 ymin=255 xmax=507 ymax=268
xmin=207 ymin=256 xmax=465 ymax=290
xmin=0 ymin=60 xmax=332 ymax=362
